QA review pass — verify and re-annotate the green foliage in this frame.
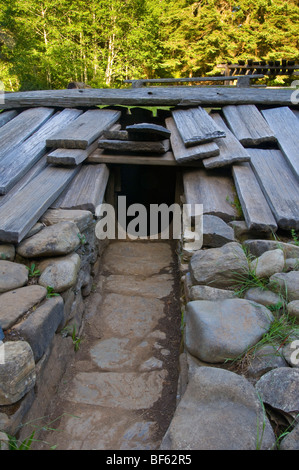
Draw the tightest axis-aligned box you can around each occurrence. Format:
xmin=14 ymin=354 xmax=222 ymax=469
xmin=0 ymin=0 xmax=298 ymax=90
xmin=46 ymin=286 xmax=59 ymax=298
xmin=26 ymin=263 xmax=40 ymax=278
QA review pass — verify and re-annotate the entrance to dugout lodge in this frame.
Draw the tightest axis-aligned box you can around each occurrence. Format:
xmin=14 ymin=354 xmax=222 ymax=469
xmin=116 ymin=164 xmax=178 ymax=238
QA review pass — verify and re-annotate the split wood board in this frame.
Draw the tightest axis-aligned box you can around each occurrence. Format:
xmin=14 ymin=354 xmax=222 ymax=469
xmin=221 ymin=104 xmax=277 ymax=146
xmin=0 ymin=87 xmax=295 ymax=109
xmin=51 ymin=163 xmax=109 ymax=213
xmin=172 ymin=107 xmax=226 ymax=147
xmin=98 ymin=139 xmax=170 ymax=154
xmin=248 ymin=148 xmax=299 ymax=230
xmin=0 ymin=107 xmax=54 ymax=160
xmin=261 ymin=106 xmax=299 ymax=181
xmin=87 ymin=149 xmax=203 ymax=167
xmin=202 ymin=113 xmax=251 ymax=169
xmin=0 ymin=110 xmax=18 ymax=128
xmin=165 ymin=117 xmax=219 ymax=163
xmin=0 ymin=108 xmax=83 ymax=194
xmin=183 ymin=168 xmax=240 ymax=222
xmin=47 ymin=139 xmax=98 ymax=166
xmin=46 ymin=109 xmax=121 ymax=149
xmin=232 ymin=162 xmax=277 ymax=233
xmin=0 ymin=164 xmax=80 ymax=243
xmin=0 ymin=154 xmax=49 ymax=209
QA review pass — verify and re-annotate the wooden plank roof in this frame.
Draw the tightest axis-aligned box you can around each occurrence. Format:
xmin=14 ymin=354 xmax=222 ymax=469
xmin=0 ymin=86 xmax=298 ymax=243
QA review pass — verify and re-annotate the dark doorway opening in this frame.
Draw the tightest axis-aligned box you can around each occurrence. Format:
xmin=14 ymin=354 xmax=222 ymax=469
xmin=116 ymin=165 xmax=177 ymax=238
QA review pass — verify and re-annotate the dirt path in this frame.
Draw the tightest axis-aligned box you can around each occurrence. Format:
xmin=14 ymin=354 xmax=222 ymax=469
xmin=35 ymin=240 xmax=182 ymax=450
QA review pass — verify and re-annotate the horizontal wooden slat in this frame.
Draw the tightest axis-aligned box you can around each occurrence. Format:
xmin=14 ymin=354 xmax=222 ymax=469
xmin=165 ymin=116 xmax=219 ymax=163
xmin=98 ymin=139 xmax=170 ymax=154
xmin=202 ymin=113 xmax=251 ymax=169
xmin=0 ymin=108 xmax=83 ymax=194
xmin=232 ymin=162 xmax=277 ymax=232
xmin=46 ymin=109 xmax=121 ymax=149
xmin=0 ymin=87 xmax=295 ymax=109
xmin=172 ymin=107 xmax=226 ymax=147
xmin=221 ymin=104 xmax=277 ymax=146
xmin=0 ymin=107 xmax=54 ymax=160
xmin=0 ymin=165 xmax=80 ymax=243
xmin=261 ymin=106 xmax=299 ymax=180
xmin=51 ymin=163 xmax=109 ymax=212
xmin=47 ymin=139 xmax=98 ymax=166
xmin=248 ymin=148 xmax=299 ymax=230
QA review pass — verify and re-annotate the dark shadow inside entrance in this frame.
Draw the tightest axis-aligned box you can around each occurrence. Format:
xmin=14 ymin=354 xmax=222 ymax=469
xmin=117 ymin=165 xmax=177 ymax=238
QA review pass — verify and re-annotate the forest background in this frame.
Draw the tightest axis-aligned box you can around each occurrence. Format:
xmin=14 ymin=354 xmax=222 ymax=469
xmin=0 ymin=0 xmax=298 ymax=91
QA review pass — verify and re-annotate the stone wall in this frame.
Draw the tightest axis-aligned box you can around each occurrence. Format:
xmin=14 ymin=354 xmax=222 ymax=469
xmin=162 ymin=215 xmax=299 ymax=450
xmin=0 ymin=209 xmax=108 ymax=439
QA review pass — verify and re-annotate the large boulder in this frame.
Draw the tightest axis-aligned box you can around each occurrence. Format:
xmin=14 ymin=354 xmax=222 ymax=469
xmin=17 ymin=221 xmax=81 ymax=258
xmin=0 ymin=260 xmax=28 ymax=294
xmin=185 ymin=298 xmax=273 ymax=363
xmin=189 ymin=242 xmax=248 ymax=289
xmin=253 ymin=249 xmax=285 ymax=279
xmin=0 ymin=341 xmax=36 ymax=405
xmin=38 ymin=253 xmax=81 ymax=293
xmin=269 ymin=271 xmax=299 ymax=301
xmin=160 ymin=366 xmax=276 ymax=450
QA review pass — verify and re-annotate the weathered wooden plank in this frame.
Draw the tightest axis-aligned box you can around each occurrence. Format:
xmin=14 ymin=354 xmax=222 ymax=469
xmin=165 ymin=116 xmax=219 ymax=163
xmin=0 ymin=154 xmax=48 ymax=208
xmin=172 ymin=107 xmax=226 ymax=147
xmin=46 ymin=109 xmax=121 ymax=149
xmin=47 ymin=139 xmax=98 ymax=166
xmin=0 ymin=88 xmax=295 ymax=109
xmin=261 ymin=107 xmax=299 ymax=180
xmin=0 ymin=109 xmax=83 ymax=194
xmin=0 ymin=107 xmax=54 ymax=160
xmin=87 ymin=149 xmax=204 ymax=167
xmin=232 ymin=162 xmax=277 ymax=232
xmin=183 ymin=168 xmax=240 ymax=222
xmin=98 ymin=139 xmax=170 ymax=154
xmin=51 ymin=163 xmax=109 ymax=212
xmin=0 ymin=165 xmax=80 ymax=243
xmin=248 ymin=148 xmax=299 ymax=230
xmin=0 ymin=110 xmax=18 ymax=128
xmin=202 ymin=113 xmax=251 ymax=169
xmin=221 ymin=104 xmax=277 ymax=146
xmin=126 ymin=123 xmax=171 ymax=140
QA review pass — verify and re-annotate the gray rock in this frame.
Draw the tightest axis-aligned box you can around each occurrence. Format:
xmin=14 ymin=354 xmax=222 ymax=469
xmin=202 ymin=215 xmax=235 ymax=248
xmin=254 ymin=249 xmax=285 ymax=279
xmin=189 ymin=285 xmax=236 ymax=301
xmin=246 ymin=344 xmax=288 ymax=384
xmin=256 ymin=368 xmax=299 ymax=422
xmin=17 ymin=221 xmax=81 ymax=258
xmin=160 ymin=366 xmax=276 ymax=450
xmin=285 ymin=258 xmax=299 ymax=271
xmin=40 ymin=209 xmax=93 ymax=232
xmin=229 ymin=220 xmax=271 ymax=241
xmin=0 ymin=285 xmax=47 ymax=330
xmin=287 ymin=300 xmax=299 ymax=321
xmin=244 ymin=287 xmax=282 ymax=307
xmin=0 ymin=244 xmax=15 ymax=261
xmin=282 ymin=334 xmax=299 ymax=368
xmin=279 ymin=423 xmax=299 ymax=450
xmin=24 ymin=222 xmax=44 ymax=239
xmin=190 ymin=242 xmax=248 ymax=289
xmin=185 ymin=298 xmax=273 ymax=363
xmin=0 ymin=431 xmax=9 ymax=450
xmin=14 ymin=297 xmax=64 ymax=361
xmin=38 ymin=253 xmax=81 ymax=293
xmin=269 ymin=271 xmax=299 ymax=301
xmin=0 ymin=260 xmax=28 ymax=294
xmin=244 ymin=240 xmax=299 ymax=259
xmin=0 ymin=341 xmax=36 ymax=405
